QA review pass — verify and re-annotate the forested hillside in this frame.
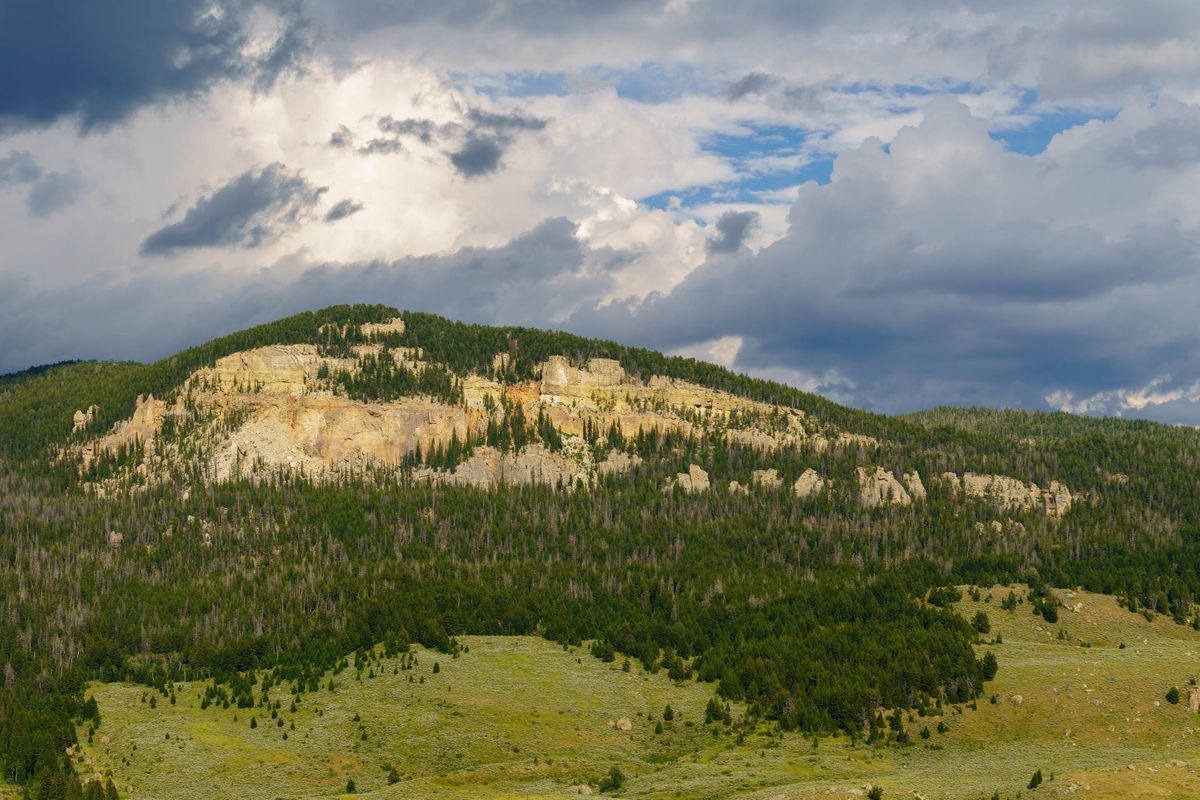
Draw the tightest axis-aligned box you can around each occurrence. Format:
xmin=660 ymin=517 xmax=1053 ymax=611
xmin=2 ymin=305 xmax=1199 ymax=795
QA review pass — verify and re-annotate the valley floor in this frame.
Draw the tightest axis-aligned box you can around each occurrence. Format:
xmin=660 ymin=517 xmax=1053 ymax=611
xmin=58 ymin=588 xmax=1200 ymax=799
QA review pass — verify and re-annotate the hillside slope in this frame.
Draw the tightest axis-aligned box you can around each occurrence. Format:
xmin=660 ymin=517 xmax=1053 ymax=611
xmin=3 ymin=305 xmax=1200 ymax=796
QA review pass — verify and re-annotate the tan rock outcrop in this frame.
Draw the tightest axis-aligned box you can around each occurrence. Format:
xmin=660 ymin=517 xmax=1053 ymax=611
xmin=728 ymin=480 xmax=749 ymax=495
xmin=200 ymin=344 xmax=354 ymax=398
xmin=72 ymin=405 xmax=98 ymax=433
xmin=960 ymin=473 xmax=1073 ymax=517
xmin=596 ymin=449 xmax=642 ymax=476
xmin=666 ymin=464 xmax=710 ymax=494
xmin=752 ymin=468 xmax=782 ymax=489
xmin=78 ymin=342 xmax=869 ymax=491
xmin=903 ymin=471 xmax=927 ymax=501
xmin=211 ymin=396 xmax=471 ymax=480
xmin=424 ymin=444 xmax=588 ymax=488
xmin=360 ymin=317 xmax=405 ymax=337
xmin=856 ymin=466 xmax=912 ymax=508
xmin=793 ymin=468 xmax=827 ymax=499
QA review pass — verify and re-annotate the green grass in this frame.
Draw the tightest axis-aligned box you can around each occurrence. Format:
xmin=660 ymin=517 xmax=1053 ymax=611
xmin=69 ymin=590 xmax=1200 ymax=799
xmin=72 ymin=637 xmax=717 ymax=799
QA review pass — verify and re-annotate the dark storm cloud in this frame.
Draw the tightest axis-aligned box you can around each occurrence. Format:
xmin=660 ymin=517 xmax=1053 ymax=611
xmin=465 ymin=108 xmax=548 ymax=133
xmin=324 ymin=198 xmax=363 ymax=222
xmin=0 ymin=218 xmax=621 ymax=375
xmin=449 ymin=137 xmax=505 ymax=177
xmin=141 ymin=163 xmax=327 ymax=255
xmin=0 ymin=0 xmax=309 ymax=132
xmin=706 ymin=210 xmax=759 ymax=253
xmin=329 ymin=106 xmax=547 ymax=176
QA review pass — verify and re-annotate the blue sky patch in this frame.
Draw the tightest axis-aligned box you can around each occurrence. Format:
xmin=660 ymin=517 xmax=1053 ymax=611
xmin=991 ymin=92 xmax=1118 ymax=154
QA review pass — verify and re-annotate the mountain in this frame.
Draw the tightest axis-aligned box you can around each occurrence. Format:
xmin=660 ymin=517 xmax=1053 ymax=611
xmin=2 ymin=304 xmax=1200 ymax=795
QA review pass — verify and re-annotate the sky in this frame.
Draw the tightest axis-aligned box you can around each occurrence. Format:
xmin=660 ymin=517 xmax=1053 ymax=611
xmin=2 ymin=1 xmax=1200 ymax=422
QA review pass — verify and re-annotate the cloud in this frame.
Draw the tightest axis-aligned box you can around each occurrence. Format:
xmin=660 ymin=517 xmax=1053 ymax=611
xmin=1046 ymin=376 xmax=1200 ymax=417
xmin=0 ymin=151 xmax=84 ymax=217
xmin=324 ymin=198 xmax=363 ymax=222
xmin=706 ymin=210 xmax=759 ymax=253
xmin=141 ymin=163 xmax=328 ymax=255
xmin=449 ymin=136 xmax=505 ymax=177
xmin=0 ymin=151 xmax=42 ymax=183
xmin=7 ymin=1 xmax=1200 ymax=427
xmin=0 ymin=218 xmax=621 ymax=373
xmin=723 ymin=72 xmax=777 ymax=101
xmin=569 ymin=97 xmax=1200 ymax=420
xmin=0 ymin=1 xmax=310 ymax=132
xmin=329 ymin=104 xmax=547 ymax=176
xmin=465 ymin=108 xmax=549 ymax=133
xmin=25 ymin=170 xmax=85 ymax=217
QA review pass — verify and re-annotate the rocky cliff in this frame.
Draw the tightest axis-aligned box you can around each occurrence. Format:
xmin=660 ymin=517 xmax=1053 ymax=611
xmin=69 ymin=317 xmax=1077 ymax=515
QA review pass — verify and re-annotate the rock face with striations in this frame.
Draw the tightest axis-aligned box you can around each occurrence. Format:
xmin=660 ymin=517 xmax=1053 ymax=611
xmin=856 ymin=466 xmax=913 ymax=508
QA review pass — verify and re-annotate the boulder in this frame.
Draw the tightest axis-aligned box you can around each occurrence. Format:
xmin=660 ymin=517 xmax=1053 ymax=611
xmin=855 ymin=466 xmax=912 ymax=508
xmin=793 ymin=468 xmax=826 ymax=499
xmin=1189 ymin=688 xmax=1200 ymax=713
xmin=666 ymin=464 xmax=710 ymax=494
xmin=106 ymin=530 xmax=123 ymax=547
xmin=615 ymin=717 xmax=632 ymax=731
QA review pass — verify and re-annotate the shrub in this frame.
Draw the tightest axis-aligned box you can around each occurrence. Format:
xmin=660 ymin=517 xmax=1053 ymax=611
xmin=981 ymin=651 xmax=998 ymax=680
xmin=1167 ymin=686 xmax=1181 ymax=704
xmin=598 ymin=767 xmax=625 ymax=793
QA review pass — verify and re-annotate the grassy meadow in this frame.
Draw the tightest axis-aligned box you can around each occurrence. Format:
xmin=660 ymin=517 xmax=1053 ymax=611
xmin=64 ymin=587 xmax=1200 ymax=799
